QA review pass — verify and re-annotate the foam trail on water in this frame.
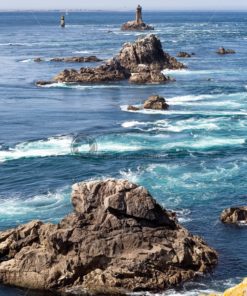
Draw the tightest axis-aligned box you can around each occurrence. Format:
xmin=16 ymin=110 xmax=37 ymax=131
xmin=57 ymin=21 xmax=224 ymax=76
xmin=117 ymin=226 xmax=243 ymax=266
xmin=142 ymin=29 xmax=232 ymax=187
xmin=0 ymin=187 xmax=72 ymax=226
xmin=121 ymin=105 xmax=247 ymax=116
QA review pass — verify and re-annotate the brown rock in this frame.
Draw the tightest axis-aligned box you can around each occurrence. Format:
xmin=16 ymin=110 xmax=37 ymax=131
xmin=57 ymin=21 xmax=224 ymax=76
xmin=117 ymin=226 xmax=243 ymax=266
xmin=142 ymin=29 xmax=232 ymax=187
xmin=34 ymin=58 xmax=43 ymax=62
xmin=36 ymin=35 xmax=184 ymax=86
xmin=121 ymin=21 xmax=154 ymax=31
xmin=53 ymin=59 xmax=130 ymax=83
xmin=127 ymin=105 xmax=140 ymax=111
xmin=220 ymin=206 xmax=247 ymax=225
xmin=117 ymin=34 xmax=184 ymax=72
xmin=0 ymin=179 xmax=218 ymax=295
xmin=50 ymin=56 xmax=102 ymax=63
xmin=177 ymin=52 xmax=192 ymax=58
xmin=216 ymin=47 xmax=236 ymax=55
xmin=36 ymin=80 xmax=53 ymax=86
xmin=129 ymin=70 xmax=170 ymax=84
xmin=143 ymin=95 xmax=169 ymax=110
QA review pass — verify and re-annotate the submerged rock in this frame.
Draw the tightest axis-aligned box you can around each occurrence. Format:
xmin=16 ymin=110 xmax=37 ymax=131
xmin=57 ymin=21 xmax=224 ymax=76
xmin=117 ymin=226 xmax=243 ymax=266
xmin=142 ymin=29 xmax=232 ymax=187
xmin=177 ymin=52 xmax=192 ymax=58
xmin=34 ymin=56 xmax=102 ymax=63
xmin=121 ymin=5 xmax=154 ymax=31
xmin=127 ymin=105 xmax=140 ymax=111
xmin=0 ymin=179 xmax=217 ymax=295
xmin=220 ymin=206 xmax=247 ymax=225
xmin=216 ymin=47 xmax=236 ymax=55
xmin=34 ymin=58 xmax=43 ymax=62
xmin=50 ymin=56 xmax=102 ymax=63
xmin=36 ymin=34 xmax=184 ymax=86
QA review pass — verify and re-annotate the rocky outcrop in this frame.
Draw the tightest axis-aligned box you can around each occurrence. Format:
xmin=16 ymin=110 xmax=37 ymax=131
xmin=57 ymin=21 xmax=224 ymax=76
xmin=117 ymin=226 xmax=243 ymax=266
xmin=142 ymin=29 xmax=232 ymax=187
xmin=177 ymin=52 xmax=192 ymax=58
xmin=121 ymin=5 xmax=154 ymax=31
xmin=220 ymin=206 xmax=247 ymax=225
xmin=216 ymin=47 xmax=236 ymax=55
xmin=0 ymin=179 xmax=217 ymax=295
xmin=143 ymin=95 xmax=169 ymax=110
xmin=128 ymin=95 xmax=169 ymax=111
xmin=117 ymin=35 xmax=184 ymax=72
xmin=34 ymin=56 xmax=102 ymax=63
xmin=52 ymin=59 xmax=130 ymax=83
xmin=121 ymin=21 xmax=154 ymax=31
xmin=129 ymin=66 xmax=172 ymax=83
xmin=36 ymin=34 xmax=184 ymax=86
xmin=207 ymin=278 xmax=247 ymax=296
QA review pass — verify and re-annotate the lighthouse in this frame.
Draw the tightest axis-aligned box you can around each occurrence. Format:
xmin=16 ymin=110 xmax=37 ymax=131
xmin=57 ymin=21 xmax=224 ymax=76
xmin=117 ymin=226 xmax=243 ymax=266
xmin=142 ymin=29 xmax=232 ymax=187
xmin=60 ymin=15 xmax=65 ymax=28
xmin=136 ymin=5 xmax=143 ymax=24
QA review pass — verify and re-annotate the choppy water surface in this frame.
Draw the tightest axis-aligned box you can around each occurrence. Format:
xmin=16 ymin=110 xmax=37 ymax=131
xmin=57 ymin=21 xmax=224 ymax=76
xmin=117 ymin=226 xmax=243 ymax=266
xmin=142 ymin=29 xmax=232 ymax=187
xmin=0 ymin=11 xmax=247 ymax=295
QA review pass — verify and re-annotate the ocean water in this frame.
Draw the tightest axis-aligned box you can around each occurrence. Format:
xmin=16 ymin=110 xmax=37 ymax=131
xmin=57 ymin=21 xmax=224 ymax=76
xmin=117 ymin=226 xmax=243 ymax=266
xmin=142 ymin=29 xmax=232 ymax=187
xmin=0 ymin=11 xmax=247 ymax=295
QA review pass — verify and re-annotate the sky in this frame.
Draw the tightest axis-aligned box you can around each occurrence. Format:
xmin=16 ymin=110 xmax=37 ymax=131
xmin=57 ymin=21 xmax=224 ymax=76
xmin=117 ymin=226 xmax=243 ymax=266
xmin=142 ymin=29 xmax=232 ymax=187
xmin=0 ymin=0 xmax=247 ymax=11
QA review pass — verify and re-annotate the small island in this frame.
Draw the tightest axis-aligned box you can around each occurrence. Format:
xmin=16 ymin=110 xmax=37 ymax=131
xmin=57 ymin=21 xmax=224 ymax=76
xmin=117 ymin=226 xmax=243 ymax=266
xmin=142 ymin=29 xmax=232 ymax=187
xmin=121 ymin=5 xmax=154 ymax=31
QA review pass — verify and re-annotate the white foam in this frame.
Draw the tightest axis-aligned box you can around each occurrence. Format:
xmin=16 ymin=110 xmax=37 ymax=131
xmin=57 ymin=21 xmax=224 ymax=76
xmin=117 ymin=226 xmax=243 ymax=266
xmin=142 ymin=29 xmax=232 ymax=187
xmin=19 ymin=59 xmax=33 ymax=63
xmin=0 ymin=187 xmax=70 ymax=218
xmin=0 ymin=136 xmax=73 ymax=163
xmin=121 ymin=121 xmax=147 ymax=128
xmin=121 ymin=105 xmax=247 ymax=116
xmin=73 ymin=50 xmax=92 ymax=54
xmin=121 ymin=118 xmax=220 ymax=132
xmin=163 ymin=137 xmax=245 ymax=150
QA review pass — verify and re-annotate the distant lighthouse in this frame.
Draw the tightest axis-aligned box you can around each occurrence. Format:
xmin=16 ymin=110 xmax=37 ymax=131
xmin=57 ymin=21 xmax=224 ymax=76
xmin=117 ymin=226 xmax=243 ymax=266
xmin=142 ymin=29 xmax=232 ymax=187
xmin=60 ymin=15 xmax=65 ymax=28
xmin=136 ymin=5 xmax=143 ymax=24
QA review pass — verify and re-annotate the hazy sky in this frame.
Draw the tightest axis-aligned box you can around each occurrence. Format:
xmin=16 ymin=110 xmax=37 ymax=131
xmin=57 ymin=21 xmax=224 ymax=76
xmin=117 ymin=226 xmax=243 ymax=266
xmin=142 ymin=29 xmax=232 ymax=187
xmin=0 ymin=0 xmax=247 ymax=11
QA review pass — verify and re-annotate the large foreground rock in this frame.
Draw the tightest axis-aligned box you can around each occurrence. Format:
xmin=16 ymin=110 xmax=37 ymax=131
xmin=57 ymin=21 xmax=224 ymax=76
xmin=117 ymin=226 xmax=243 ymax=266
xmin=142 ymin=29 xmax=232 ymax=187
xmin=220 ymin=206 xmax=247 ymax=225
xmin=0 ymin=179 xmax=218 ymax=295
xmin=36 ymin=35 xmax=184 ymax=86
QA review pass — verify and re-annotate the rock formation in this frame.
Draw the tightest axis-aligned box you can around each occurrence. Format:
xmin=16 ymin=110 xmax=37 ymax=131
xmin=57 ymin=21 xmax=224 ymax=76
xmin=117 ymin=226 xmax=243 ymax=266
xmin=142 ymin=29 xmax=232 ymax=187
xmin=0 ymin=179 xmax=218 ymax=295
xmin=216 ymin=47 xmax=236 ymax=55
xmin=128 ymin=95 xmax=169 ymax=111
xmin=34 ymin=56 xmax=102 ymax=63
xmin=177 ymin=52 xmax=192 ymax=58
xmin=121 ymin=5 xmax=154 ymax=31
xmin=220 ymin=206 xmax=247 ymax=225
xmin=143 ymin=95 xmax=169 ymax=110
xmin=36 ymin=34 xmax=184 ymax=86
xmin=207 ymin=278 xmax=247 ymax=296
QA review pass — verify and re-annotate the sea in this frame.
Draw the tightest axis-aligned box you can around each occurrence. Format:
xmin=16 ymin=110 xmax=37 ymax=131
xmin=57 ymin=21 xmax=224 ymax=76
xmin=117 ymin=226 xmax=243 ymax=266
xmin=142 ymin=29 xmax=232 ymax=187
xmin=0 ymin=11 xmax=246 ymax=296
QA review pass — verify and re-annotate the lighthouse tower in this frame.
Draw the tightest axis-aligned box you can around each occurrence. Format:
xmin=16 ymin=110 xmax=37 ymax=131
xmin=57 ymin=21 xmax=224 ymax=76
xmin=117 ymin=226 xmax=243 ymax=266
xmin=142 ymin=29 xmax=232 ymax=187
xmin=136 ymin=5 xmax=143 ymax=24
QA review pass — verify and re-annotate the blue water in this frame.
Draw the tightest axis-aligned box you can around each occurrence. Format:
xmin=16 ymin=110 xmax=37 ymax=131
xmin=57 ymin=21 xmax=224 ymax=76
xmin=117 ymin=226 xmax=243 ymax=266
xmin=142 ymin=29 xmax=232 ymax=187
xmin=0 ymin=11 xmax=247 ymax=295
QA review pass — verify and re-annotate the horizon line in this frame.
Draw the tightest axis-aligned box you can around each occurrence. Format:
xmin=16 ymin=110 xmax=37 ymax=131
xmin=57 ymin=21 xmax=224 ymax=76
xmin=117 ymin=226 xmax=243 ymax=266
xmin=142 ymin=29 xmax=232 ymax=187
xmin=0 ymin=9 xmax=247 ymax=13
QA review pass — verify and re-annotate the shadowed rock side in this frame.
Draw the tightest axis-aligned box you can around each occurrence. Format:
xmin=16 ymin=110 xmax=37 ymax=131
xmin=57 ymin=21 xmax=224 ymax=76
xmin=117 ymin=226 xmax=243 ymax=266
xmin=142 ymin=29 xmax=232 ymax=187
xmin=0 ymin=179 xmax=217 ymax=295
xmin=36 ymin=34 xmax=185 ymax=86
xmin=220 ymin=206 xmax=247 ymax=225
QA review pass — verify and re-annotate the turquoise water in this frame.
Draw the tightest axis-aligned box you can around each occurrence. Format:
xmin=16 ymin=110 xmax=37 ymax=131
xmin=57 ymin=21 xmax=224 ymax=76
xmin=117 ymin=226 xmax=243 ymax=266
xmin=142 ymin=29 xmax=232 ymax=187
xmin=0 ymin=11 xmax=247 ymax=295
